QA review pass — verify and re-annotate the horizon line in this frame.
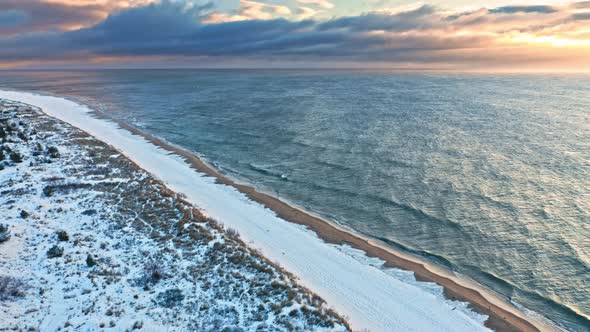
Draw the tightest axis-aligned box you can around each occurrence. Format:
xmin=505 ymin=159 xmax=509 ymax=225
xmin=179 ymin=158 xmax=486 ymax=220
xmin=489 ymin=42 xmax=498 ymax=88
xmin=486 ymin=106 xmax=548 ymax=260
xmin=2 ymin=67 xmax=590 ymax=74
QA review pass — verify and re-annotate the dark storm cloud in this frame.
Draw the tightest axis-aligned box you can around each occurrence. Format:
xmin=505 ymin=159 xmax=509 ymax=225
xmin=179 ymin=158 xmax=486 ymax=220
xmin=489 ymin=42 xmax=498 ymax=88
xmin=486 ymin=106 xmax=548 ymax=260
xmin=67 ymin=1 xmax=322 ymax=57
xmin=0 ymin=0 xmax=588 ymax=67
xmin=70 ymin=1 xmax=213 ymax=47
xmin=0 ymin=1 xmax=378 ymax=60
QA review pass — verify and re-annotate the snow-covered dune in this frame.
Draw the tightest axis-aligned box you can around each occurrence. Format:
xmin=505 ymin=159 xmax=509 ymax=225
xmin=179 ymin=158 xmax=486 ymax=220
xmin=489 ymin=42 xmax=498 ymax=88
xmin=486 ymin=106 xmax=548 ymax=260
xmin=0 ymin=90 xmax=491 ymax=332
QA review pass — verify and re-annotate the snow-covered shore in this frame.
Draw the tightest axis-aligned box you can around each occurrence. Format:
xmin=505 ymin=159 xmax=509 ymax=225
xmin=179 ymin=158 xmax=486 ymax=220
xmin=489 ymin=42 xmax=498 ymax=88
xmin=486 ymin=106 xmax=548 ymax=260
xmin=0 ymin=90 xmax=498 ymax=331
xmin=0 ymin=98 xmax=350 ymax=331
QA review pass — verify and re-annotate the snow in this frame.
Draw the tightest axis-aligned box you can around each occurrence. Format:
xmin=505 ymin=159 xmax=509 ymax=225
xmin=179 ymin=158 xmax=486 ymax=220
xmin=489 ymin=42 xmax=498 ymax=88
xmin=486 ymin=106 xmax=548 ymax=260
xmin=0 ymin=90 xmax=491 ymax=332
xmin=0 ymin=99 xmax=348 ymax=331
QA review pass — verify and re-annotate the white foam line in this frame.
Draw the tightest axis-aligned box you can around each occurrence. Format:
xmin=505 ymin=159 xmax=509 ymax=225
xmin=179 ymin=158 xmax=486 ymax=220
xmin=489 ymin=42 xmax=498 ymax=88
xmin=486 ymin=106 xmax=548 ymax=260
xmin=1 ymin=90 xmax=491 ymax=332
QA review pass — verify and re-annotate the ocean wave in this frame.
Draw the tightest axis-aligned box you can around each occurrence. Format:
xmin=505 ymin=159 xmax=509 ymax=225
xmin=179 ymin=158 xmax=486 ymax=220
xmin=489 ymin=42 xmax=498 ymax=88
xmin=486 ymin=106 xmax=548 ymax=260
xmin=376 ymin=236 xmax=456 ymax=269
xmin=274 ymin=175 xmax=468 ymax=232
xmin=463 ymin=264 xmax=590 ymax=330
xmin=247 ymin=162 xmax=289 ymax=181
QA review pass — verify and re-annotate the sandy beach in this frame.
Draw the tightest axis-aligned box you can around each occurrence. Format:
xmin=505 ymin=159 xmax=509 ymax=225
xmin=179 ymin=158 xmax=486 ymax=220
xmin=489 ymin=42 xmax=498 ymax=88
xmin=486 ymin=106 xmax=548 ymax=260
xmin=0 ymin=99 xmax=350 ymax=331
xmin=112 ymin=108 xmax=552 ymax=332
xmin=0 ymin=90 xmax=558 ymax=332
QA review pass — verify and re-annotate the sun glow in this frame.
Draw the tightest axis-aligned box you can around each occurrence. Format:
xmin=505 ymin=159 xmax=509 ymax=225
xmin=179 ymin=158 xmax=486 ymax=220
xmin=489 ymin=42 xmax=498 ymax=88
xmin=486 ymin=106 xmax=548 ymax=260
xmin=506 ymin=33 xmax=590 ymax=47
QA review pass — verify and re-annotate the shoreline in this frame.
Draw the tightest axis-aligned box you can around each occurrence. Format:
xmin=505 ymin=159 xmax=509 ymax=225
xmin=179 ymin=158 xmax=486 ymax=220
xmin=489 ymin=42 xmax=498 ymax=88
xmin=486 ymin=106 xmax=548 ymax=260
xmin=0 ymin=99 xmax=350 ymax=331
xmin=0 ymin=90 xmax=558 ymax=332
xmin=111 ymin=115 xmax=551 ymax=332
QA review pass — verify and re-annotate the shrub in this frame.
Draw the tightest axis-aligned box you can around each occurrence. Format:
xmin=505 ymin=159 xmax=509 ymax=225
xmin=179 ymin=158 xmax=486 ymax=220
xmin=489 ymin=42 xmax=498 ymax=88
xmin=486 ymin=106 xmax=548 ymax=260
xmin=56 ymin=230 xmax=69 ymax=242
xmin=226 ymin=227 xmax=240 ymax=239
xmin=9 ymin=151 xmax=22 ymax=163
xmin=47 ymin=146 xmax=60 ymax=158
xmin=42 ymin=186 xmax=53 ymax=197
xmin=86 ymin=254 xmax=97 ymax=267
xmin=20 ymin=210 xmax=29 ymax=219
xmin=154 ymin=288 xmax=184 ymax=308
xmin=0 ymin=224 xmax=10 ymax=244
xmin=47 ymin=245 xmax=64 ymax=258
xmin=17 ymin=131 xmax=28 ymax=142
xmin=0 ymin=276 xmax=27 ymax=300
xmin=143 ymin=262 xmax=165 ymax=284
xmin=81 ymin=209 xmax=97 ymax=216
xmin=32 ymin=143 xmax=43 ymax=156
xmin=43 ymin=183 xmax=92 ymax=197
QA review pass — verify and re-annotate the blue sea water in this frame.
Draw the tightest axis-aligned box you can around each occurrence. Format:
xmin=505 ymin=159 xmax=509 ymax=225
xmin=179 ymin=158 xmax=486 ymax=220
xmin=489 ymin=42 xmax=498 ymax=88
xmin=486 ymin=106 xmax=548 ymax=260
xmin=1 ymin=69 xmax=589 ymax=331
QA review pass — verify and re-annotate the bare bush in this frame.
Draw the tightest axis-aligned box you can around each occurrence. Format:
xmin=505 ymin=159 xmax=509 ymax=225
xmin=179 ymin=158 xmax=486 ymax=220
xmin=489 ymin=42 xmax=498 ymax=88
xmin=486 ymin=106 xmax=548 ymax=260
xmin=47 ymin=146 xmax=60 ymax=158
xmin=47 ymin=245 xmax=64 ymax=258
xmin=43 ymin=182 xmax=92 ymax=197
xmin=86 ymin=254 xmax=97 ymax=267
xmin=154 ymin=288 xmax=184 ymax=308
xmin=143 ymin=261 xmax=166 ymax=285
xmin=0 ymin=224 xmax=10 ymax=243
xmin=0 ymin=276 xmax=27 ymax=300
xmin=9 ymin=151 xmax=22 ymax=163
xmin=56 ymin=230 xmax=69 ymax=241
xmin=226 ymin=227 xmax=240 ymax=239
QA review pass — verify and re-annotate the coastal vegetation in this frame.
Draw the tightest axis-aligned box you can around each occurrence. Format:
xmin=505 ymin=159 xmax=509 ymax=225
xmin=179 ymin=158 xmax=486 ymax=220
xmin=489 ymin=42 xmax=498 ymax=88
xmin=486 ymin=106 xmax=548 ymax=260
xmin=0 ymin=99 xmax=349 ymax=331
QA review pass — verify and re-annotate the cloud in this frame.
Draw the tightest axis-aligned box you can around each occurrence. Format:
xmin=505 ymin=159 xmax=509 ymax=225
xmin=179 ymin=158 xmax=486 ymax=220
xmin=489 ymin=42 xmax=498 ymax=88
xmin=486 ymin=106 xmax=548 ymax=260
xmin=240 ymin=0 xmax=291 ymax=18
xmin=0 ymin=10 xmax=30 ymax=28
xmin=318 ymin=5 xmax=439 ymax=32
xmin=0 ymin=0 xmax=101 ymax=34
xmin=297 ymin=7 xmax=319 ymax=20
xmin=0 ymin=0 xmax=589 ymax=70
xmin=0 ymin=0 xmax=155 ymax=35
xmin=39 ymin=0 xmax=154 ymax=6
xmin=572 ymin=12 xmax=590 ymax=19
xmin=296 ymin=0 xmax=334 ymax=9
xmin=489 ymin=5 xmax=558 ymax=14
xmin=203 ymin=0 xmax=291 ymax=23
xmin=571 ymin=1 xmax=590 ymax=9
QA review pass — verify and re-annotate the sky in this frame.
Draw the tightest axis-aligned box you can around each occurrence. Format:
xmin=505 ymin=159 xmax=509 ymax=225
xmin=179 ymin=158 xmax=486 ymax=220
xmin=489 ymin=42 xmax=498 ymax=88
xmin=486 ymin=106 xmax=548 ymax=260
xmin=0 ymin=0 xmax=589 ymax=71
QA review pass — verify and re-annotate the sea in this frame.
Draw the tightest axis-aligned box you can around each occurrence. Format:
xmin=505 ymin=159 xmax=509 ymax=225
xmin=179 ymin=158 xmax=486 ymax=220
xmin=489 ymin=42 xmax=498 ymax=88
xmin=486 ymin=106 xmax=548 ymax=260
xmin=1 ymin=69 xmax=588 ymax=331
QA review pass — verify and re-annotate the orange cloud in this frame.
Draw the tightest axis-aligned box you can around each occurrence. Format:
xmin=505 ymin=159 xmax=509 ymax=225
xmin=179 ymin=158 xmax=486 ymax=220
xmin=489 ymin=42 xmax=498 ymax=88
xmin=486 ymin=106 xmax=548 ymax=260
xmin=297 ymin=6 xmax=319 ymax=20
xmin=203 ymin=0 xmax=292 ymax=23
xmin=297 ymin=0 xmax=334 ymax=9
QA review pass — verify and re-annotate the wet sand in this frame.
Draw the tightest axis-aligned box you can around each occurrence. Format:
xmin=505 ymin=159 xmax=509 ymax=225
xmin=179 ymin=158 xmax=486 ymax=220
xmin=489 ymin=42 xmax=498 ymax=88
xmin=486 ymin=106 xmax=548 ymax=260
xmin=95 ymin=112 xmax=556 ymax=332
